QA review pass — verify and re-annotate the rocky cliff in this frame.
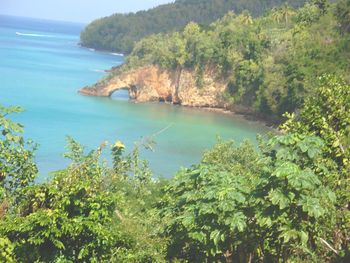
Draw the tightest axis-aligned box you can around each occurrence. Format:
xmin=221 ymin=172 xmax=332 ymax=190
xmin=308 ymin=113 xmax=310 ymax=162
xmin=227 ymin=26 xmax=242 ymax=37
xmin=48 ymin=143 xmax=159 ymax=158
xmin=79 ymin=65 xmax=228 ymax=108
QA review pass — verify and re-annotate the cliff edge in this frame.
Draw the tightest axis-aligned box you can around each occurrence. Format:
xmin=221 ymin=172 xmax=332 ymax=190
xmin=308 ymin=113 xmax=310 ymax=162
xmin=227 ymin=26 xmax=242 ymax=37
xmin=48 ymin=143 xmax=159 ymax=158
xmin=79 ymin=65 xmax=228 ymax=108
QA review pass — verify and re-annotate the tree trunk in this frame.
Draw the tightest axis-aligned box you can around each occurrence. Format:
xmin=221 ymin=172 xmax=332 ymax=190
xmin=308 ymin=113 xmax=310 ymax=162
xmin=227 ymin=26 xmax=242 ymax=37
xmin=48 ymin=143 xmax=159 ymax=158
xmin=174 ymin=66 xmax=182 ymax=104
xmin=224 ymin=249 xmax=233 ymax=263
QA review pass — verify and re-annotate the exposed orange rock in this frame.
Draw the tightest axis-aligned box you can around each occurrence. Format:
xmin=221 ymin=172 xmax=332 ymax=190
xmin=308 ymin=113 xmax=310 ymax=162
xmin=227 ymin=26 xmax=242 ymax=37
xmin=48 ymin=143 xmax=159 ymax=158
xmin=79 ymin=65 xmax=228 ymax=109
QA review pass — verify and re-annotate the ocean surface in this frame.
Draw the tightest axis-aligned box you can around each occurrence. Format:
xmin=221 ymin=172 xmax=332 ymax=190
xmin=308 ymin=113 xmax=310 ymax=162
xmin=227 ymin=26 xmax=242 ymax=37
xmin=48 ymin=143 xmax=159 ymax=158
xmin=0 ymin=15 xmax=269 ymax=179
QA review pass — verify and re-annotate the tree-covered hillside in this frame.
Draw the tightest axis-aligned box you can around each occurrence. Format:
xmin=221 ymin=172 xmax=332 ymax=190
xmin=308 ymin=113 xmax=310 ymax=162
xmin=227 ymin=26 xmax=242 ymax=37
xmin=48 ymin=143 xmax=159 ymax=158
xmin=1 ymin=1 xmax=349 ymax=262
xmin=121 ymin=0 xmax=349 ymax=120
xmin=80 ymin=0 xmax=307 ymax=53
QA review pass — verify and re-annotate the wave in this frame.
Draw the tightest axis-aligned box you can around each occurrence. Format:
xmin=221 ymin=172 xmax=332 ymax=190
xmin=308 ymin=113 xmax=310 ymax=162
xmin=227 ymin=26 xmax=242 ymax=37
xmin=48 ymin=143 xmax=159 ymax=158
xmin=90 ymin=69 xmax=106 ymax=73
xmin=16 ymin=32 xmax=53 ymax=38
xmin=89 ymin=48 xmax=95 ymax=52
xmin=111 ymin=52 xmax=124 ymax=57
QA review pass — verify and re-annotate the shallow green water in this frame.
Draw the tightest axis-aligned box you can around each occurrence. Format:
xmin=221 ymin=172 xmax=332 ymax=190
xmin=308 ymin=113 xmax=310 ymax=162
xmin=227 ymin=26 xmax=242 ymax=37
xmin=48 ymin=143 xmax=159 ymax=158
xmin=0 ymin=15 xmax=269 ymax=179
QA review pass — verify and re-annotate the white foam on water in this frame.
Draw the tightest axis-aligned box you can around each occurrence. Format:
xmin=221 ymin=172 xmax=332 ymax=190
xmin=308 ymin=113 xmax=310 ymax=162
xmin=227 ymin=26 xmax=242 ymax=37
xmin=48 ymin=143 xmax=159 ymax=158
xmin=111 ymin=52 xmax=124 ymax=57
xmin=16 ymin=31 xmax=53 ymax=38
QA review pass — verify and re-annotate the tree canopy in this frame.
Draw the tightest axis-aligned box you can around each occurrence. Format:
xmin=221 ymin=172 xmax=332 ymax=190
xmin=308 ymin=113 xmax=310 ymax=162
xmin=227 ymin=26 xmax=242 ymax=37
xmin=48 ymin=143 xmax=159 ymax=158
xmin=80 ymin=0 xmax=306 ymax=53
xmin=119 ymin=1 xmax=350 ymax=120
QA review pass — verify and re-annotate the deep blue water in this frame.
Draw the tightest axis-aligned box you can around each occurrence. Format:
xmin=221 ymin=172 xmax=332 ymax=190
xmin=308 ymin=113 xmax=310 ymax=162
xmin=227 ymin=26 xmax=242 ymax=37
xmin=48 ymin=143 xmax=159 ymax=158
xmin=0 ymin=15 xmax=269 ymax=179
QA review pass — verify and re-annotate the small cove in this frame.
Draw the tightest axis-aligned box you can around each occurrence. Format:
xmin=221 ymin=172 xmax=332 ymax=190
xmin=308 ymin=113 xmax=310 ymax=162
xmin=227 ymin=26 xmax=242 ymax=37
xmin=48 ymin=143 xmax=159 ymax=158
xmin=0 ymin=15 xmax=271 ymax=179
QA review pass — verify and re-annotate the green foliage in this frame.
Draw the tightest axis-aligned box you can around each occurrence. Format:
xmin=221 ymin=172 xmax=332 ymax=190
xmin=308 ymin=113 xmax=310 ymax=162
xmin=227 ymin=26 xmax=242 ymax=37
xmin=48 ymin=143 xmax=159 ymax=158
xmin=256 ymin=133 xmax=337 ymax=261
xmin=281 ymin=74 xmax=350 ymax=259
xmin=1 ymin=138 xmax=120 ymax=262
xmin=111 ymin=140 xmax=125 ymax=171
xmin=160 ymin=134 xmax=340 ymax=262
xmin=282 ymin=74 xmax=350 ymax=168
xmin=116 ymin=1 xmax=350 ymax=120
xmin=296 ymin=3 xmax=323 ymax=25
xmin=3 ymin=4 xmax=350 ymax=261
xmin=80 ymin=0 xmax=306 ymax=54
xmin=160 ymin=141 xmax=261 ymax=261
xmin=311 ymin=0 xmax=329 ymax=14
xmin=335 ymin=0 xmax=350 ymax=34
xmin=0 ymin=237 xmax=16 ymax=262
xmin=1 ymin=83 xmax=350 ymax=263
xmin=0 ymin=105 xmax=37 ymax=204
xmin=271 ymin=4 xmax=297 ymax=25
xmin=0 ymin=107 xmax=167 ymax=262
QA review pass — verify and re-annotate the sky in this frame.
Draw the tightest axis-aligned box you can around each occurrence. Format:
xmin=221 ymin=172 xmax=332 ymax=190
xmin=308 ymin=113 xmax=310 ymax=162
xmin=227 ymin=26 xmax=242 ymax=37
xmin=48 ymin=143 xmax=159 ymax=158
xmin=0 ymin=0 xmax=174 ymax=23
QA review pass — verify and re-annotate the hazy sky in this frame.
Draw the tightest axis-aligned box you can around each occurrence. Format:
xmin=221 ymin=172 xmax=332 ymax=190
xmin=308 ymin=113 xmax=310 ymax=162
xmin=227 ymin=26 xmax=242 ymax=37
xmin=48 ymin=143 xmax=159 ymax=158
xmin=0 ymin=0 xmax=174 ymax=23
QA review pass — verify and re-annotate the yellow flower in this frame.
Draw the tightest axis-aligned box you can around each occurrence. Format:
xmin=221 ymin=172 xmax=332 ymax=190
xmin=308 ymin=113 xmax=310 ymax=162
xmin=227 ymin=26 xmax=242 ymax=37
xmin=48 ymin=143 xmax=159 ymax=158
xmin=114 ymin=141 xmax=125 ymax=149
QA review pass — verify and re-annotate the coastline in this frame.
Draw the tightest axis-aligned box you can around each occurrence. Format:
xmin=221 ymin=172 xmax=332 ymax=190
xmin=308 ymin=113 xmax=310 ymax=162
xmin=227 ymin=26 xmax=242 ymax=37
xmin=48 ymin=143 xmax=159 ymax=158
xmin=80 ymin=64 xmax=281 ymax=129
xmin=198 ymin=106 xmax=280 ymax=128
xmin=126 ymin=97 xmax=280 ymax=129
xmin=78 ymin=43 xmax=125 ymax=57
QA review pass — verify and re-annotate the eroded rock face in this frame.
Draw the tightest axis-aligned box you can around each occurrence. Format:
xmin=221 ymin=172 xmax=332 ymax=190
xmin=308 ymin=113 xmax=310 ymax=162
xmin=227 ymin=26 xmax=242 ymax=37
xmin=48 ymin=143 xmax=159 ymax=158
xmin=79 ymin=65 xmax=228 ymax=108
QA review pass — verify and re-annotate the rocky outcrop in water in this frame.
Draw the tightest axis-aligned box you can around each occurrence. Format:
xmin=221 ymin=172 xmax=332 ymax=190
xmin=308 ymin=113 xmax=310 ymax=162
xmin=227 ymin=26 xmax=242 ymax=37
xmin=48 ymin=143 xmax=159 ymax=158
xmin=79 ymin=65 xmax=228 ymax=108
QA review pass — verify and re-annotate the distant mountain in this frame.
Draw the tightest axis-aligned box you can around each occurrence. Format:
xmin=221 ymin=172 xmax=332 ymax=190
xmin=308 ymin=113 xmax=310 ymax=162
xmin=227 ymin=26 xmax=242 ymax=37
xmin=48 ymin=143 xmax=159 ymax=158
xmin=80 ymin=0 xmax=307 ymax=54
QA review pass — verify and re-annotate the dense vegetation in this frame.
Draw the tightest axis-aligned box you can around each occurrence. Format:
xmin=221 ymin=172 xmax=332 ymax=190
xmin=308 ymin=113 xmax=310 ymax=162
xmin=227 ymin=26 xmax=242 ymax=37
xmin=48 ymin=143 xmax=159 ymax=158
xmin=121 ymin=0 xmax=350 ymax=120
xmin=80 ymin=0 xmax=307 ymax=53
xmin=0 ymin=73 xmax=349 ymax=262
xmin=1 ymin=0 xmax=349 ymax=262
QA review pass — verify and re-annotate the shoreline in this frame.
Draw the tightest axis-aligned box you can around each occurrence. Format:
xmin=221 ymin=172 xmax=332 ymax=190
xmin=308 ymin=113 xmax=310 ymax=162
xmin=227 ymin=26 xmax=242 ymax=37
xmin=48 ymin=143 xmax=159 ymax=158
xmin=126 ymin=97 xmax=280 ymax=129
xmin=191 ymin=106 xmax=280 ymax=128
xmin=78 ymin=43 xmax=125 ymax=57
xmin=80 ymin=64 xmax=281 ymax=129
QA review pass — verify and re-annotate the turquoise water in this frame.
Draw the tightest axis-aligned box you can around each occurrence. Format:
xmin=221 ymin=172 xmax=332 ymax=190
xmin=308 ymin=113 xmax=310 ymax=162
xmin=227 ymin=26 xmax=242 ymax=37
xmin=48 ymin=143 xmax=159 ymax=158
xmin=0 ymin=15 xmax=269 ymax=179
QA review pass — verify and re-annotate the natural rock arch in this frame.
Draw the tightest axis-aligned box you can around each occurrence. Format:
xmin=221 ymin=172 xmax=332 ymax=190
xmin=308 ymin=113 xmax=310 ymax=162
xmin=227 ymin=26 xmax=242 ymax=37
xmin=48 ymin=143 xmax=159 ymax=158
xmin=79 ymin=65 xmax=227 ymax=108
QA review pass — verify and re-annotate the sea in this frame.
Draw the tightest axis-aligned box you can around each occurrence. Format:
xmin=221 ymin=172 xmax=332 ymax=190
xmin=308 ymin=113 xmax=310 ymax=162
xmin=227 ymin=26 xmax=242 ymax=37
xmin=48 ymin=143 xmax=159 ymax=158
xmin=0 ymin=15 xmax=269 ymax=179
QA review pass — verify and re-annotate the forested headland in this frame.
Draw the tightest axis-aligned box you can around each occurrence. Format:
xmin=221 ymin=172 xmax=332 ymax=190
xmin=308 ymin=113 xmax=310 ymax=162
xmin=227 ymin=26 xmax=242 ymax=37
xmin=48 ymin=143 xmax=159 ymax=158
xmin=80 ymin=0 xmax=307 ymax=54
xmin=94 ymin=0 xmax=350 ymax=122
xmin=1 ymin=0 xmax=350 ymax=262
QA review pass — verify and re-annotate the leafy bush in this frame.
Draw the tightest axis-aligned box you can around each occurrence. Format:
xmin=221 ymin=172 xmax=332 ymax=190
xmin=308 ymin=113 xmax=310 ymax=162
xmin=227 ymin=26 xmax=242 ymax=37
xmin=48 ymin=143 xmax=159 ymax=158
xmin=0 ymin=105 xmax=37 ymax=201
xmin=0 ymin=112 xmax=167 ymax=262
xmin=159 ymin=133 xmax=340 ymax=262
